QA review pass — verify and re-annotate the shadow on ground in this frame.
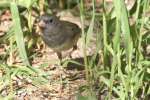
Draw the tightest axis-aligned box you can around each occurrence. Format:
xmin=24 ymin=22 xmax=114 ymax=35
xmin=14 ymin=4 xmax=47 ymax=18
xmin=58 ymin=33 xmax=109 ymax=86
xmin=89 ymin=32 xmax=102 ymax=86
xmin=64 ymin=54 xmax=100 ymax=70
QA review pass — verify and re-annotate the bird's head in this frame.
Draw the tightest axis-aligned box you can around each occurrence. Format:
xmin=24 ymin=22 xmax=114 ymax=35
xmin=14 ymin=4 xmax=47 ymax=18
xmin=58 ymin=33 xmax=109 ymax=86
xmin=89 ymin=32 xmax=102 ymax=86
xmin=37 ymin=14 xmax=59 ymax=30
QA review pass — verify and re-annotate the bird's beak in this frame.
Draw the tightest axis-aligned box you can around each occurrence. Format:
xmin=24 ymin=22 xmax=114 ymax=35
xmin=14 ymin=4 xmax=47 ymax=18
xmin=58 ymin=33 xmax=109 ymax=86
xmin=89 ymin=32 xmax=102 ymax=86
xmin=38 ymin=20 xmax=46 ymax=29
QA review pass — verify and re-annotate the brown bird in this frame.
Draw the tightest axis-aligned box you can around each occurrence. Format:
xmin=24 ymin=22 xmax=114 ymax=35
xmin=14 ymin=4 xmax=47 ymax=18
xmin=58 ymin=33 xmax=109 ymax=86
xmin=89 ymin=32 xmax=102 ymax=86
xmin=38 ymin=14 xmax=81 ymax=63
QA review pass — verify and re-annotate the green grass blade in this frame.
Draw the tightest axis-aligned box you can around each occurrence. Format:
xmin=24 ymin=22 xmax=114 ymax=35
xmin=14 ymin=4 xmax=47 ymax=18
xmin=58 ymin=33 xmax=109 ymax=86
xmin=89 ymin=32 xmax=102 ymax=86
xmin=120 ymin=0 xmax=133 ymax=72
xmin=10 ymin=2 xmax=30 ymax=67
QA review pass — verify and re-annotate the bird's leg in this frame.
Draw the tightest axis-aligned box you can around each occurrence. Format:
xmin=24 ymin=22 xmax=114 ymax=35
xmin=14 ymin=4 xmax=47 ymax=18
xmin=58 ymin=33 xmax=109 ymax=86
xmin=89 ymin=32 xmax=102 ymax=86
xmin=56 ymin=52 xmax=63 ymax=65
xmin=69 ymin=45 xmax=78 ymax=58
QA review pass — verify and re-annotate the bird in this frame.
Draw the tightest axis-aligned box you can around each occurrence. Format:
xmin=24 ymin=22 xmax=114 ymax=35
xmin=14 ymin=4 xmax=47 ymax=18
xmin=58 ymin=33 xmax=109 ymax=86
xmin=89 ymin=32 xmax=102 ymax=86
xmin=37 ymin=14 xmax=81 ymax=63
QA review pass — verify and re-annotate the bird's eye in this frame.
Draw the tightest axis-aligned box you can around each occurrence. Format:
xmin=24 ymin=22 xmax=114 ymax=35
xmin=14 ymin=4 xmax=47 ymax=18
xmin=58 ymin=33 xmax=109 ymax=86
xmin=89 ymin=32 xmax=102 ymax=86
xmin=48 ymin=19 xmax=53 ymax=23
xmin=45 ymin=19 xmax=53 ymax=24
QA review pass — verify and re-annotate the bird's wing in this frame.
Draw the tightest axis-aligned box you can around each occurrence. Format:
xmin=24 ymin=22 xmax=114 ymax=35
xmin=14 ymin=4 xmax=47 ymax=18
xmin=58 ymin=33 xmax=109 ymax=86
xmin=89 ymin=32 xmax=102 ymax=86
xmin=61 ymin=21 xmax=81 ymax=37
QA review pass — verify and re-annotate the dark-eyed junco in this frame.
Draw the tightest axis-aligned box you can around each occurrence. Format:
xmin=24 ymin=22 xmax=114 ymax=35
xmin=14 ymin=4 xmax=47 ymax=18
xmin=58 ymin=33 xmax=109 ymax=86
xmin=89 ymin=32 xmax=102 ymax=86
xmin=37 ymin=14 xmax=81 ymax=62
